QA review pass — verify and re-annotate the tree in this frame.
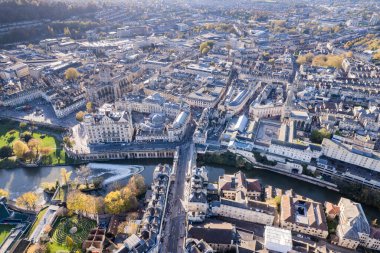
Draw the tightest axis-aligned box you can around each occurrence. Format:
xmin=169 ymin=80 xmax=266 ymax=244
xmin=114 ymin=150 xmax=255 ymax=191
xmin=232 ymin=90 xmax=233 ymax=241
xmin=60 ymin=168 xmax=72 ymax=186
xmin=86 ymin=102 xmax=93 ymax=113
xmin=26 ymin=244 xmax=46 ymax=253
xmin=296 ymin=52 xmax=314 ymax=64
xmin=21 ymin=131 xmax=33 ymax=143
xmin=122 ymin=187 xmax=138 ymax=211
xmin=16 ymin=192 xmax=38 ymax=210
xmin=67 ymin=191 xmax=104 ymax=215
xmin=128 ymin=174 xmax=146 ymax=196
xmin=310 ymin=128 xmax=331 ymax=144
xmin=63 ymin=27 xmax=71 ymax=36
xmin=13 ymin=140 xmax=29 ymax=158
xmin=65 ymin=67 xmax=80 ymax=81
xmin=76 ymin=165 xmax=91 ymax=186
xmin=19 ymin=122 xmax=27 ymax=129
xmin=63 ymin=136 xmax=74 ymax=148
xmin=199 ymin=41 xmax=214 ymax=54
xmin=75 ymin=111 xmax=85 ymax=122
xmin=66 ymin=235 xmax=74 ymax=250
xmin=0 ymin=188 xmax=9 ymax=198
xmin=28 ymin=138 xmax=41 ymax=154
xmin=40 ymin=147 xmax=52 ymax=156
xmin=104 ymin=190 xmax=125 ymax=214
xmin=0 ymin=146 xmax=13 ymax=159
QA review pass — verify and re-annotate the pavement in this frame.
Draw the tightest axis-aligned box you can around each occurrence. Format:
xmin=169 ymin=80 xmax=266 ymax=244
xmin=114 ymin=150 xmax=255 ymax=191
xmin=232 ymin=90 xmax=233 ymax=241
xmin=0 ymin=98 xmax=78 ymax=128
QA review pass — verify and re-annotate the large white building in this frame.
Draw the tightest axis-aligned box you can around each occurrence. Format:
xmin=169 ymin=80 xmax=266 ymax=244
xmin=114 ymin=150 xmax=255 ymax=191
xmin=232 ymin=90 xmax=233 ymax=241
xmin=211 ymin=198 xmax=275 ymax=225
xmin=335 ymin=198 xmax=380 ymax=250
xmin=264 ymin=226 xmax=293 ymax=253
xmin=186 ymin=167 xmax=209 ymax=223
xmin=269 ymin=140 xmax=322 ymax=163
xmin=322 ymin=139 xmax=380 ymax=172
xmin=83 ymin=104 xmax=134 ymax=144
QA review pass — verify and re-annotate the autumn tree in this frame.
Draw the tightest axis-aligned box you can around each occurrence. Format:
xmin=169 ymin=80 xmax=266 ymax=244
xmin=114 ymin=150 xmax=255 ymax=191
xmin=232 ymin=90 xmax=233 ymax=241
xmin=60 ymin=168 xmax=72 ymax=186
xmin=40 ymin=147 xmax=52 ymax=156
xmin=128 ymin=174 xmax=147 ymax=197
xmin=0 ymin=188 xmax=9 ymax=198
xmin=104 ymin=190 xmax=125 ymax=214
xmin=16 ymin=192 xmax=38 ymax=210
xmin=64 ymin=27 xmax=71 ymax=36
xmin=28 ymin=138 xmax=41 ymax=154
xmin=75 ymin=111 xmax=85 ymax=122
xmin=26 ymin=244 xmax=46 ymax=253
xmin=86 ymin=102 xmax=93 ymax=113
xmin=122 ymin=187 xmax=138 ymax=211
xmin=13 ymin=140 xmax=29 ymax=158
xmin=63 ymin=136 xmax=74 ymax=148
xmin=296 ymin=52 xmax=314 ymax=64
xmin=199 ymin=41 xmax=214 ymax=54
xmin=65 ymin=67 xmax=80 ymax=81
xmin=76 ymin=165 xmax=91 ymax=186
xmin=67 ymin=191 xmax=104 ymax=215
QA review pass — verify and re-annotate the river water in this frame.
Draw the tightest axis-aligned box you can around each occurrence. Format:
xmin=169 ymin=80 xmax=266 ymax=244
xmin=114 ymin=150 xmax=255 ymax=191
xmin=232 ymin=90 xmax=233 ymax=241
xmin=0 ymin=161 xmax=378 ymax=220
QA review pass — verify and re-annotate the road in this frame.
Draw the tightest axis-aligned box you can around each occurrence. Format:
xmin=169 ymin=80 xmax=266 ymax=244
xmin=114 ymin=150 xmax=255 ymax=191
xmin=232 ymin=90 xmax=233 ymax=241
xmin=161 ymin=141 xmax=193 ymax=253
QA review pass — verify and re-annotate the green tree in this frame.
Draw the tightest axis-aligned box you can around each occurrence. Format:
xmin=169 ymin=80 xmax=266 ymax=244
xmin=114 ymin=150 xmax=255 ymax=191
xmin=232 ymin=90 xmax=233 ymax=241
xmin=19 ymin=122 xmax=27 ymax=129
xmin=310 ymin=128 xmax=331 ymax=144
xmin=0 ymin=146 xmax=13 ymax=159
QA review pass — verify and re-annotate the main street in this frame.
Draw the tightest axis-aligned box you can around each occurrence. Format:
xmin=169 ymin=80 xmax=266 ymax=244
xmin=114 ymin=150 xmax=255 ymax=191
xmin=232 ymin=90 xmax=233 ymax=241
xmin=161 ymin=141 xmax=194 ymax=253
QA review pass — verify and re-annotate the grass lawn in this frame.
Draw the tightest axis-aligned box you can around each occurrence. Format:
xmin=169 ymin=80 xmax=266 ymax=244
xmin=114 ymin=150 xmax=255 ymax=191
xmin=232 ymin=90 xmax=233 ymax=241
xmin=27 ymin=207 xmax=48 ymax=237
xmin=0 ymin=224 xmax=16 ymax=245
xmin=0 ymin=119 xmax=67 ymax=166
xmin=50 ymin=215 xmax=96 ymax=251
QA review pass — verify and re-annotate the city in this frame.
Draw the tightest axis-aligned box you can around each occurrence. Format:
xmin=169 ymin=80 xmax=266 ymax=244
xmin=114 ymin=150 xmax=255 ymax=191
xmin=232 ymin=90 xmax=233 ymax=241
xmin=0 ymin=0 xmax=379 ymax=252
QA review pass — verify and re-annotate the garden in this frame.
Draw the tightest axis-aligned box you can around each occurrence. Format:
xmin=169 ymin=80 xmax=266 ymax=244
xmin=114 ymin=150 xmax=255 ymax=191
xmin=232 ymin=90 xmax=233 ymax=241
xmin=0 ymin=224 xmax=15 ymax=245
xmin=0 ymin=119 xmax=67 ymax=168
xmin=48 ymin=215 xmax=96 ymax=252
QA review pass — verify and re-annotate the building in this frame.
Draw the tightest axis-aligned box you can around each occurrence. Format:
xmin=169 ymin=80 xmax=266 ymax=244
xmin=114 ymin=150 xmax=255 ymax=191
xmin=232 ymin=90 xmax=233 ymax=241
xmin=264 ymin=226 xmax=293 ymax=253
xmin=83 ymin=104 xmax=134 ymax=144
xmin=119 ymin=164 xmax=171 ymax=252
xmin=211 ymin=198 xmax=275 ymax=225
xmin=187 ymin=221 xmax=237 ymax=253
xmin=249 ymin=83 xmax=286 ymax=119
xmin=324 ymin=202 xmax=340 ymax=219
xmin=280 ymin=195 xmax=328 ymax=239
xmin=83 ymin=228 xmax=106 ymax=253
xmin=218 ymin=171 xmax=261 ymax=201
xmin=269 ymin=140 xmax=322 ymax=163
xmin=335 ymin=198 xmax=371 ymax=249
xmin=322 ymin=139 xmax=380 ymax=173
xmin=186 ymin=167 xmax=209 ymax=222
xmin=6 ymin=62 xmax=30 ymax=78
xmin=184 ymin=238 xmax=213 ymax=253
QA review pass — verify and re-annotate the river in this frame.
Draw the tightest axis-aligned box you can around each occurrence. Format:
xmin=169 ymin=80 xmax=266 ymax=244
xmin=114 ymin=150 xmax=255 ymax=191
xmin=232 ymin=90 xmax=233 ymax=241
xmin=0 ymin=160 xmax=378 ymax=220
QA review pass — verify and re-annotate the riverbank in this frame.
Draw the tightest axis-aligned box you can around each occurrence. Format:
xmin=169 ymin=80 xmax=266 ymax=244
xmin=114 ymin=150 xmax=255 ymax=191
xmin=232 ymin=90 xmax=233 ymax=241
xmin=197 ymin=150 xmax=380 ymax=216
